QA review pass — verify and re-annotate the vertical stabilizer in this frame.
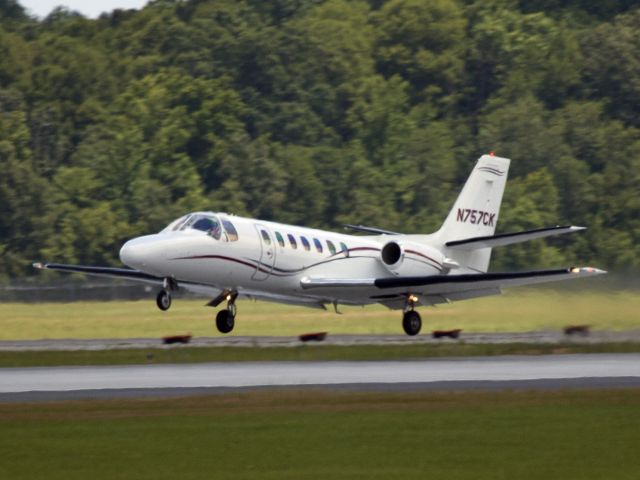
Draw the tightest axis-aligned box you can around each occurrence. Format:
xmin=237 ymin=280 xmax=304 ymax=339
xmin=437 ymin=154 xmax=510 ymax=272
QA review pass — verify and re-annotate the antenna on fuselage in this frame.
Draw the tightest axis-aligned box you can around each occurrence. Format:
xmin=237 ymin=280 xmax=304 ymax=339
xmin=343 ymin=224 xmax=403 ymax=235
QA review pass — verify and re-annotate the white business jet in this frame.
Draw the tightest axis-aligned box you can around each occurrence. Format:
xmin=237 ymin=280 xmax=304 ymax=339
xmin=34 ymin=154 xmax=605 ymax=335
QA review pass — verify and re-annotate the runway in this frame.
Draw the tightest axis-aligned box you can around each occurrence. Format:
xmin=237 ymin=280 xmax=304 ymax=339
xmin=1 ymin=353 xmax=639 ymax=401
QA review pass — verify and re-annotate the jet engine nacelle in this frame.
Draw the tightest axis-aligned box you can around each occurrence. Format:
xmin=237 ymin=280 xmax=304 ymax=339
xmin=380 ymin=241 xmax=445 ymax=276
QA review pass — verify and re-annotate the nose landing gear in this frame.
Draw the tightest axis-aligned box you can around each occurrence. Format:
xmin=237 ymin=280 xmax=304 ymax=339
xmin=156 ymin=278 xmax=178 ymax=311
xmin=156 ymin=289 xmax=172 ymax=311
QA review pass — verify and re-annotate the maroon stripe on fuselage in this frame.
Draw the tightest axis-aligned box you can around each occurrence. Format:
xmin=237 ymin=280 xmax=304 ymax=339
xmin=326 ymin=246 xmax=381 ymax=259
xmin=404 ymin=249 xmax=443 ymax=271
xmin=172 ymin=255 xmax=297 ymax=277
xmin=173 ymin=255 xmax=256 ymax=270
xmin=348 ymin=247 xmax=381 ymax=253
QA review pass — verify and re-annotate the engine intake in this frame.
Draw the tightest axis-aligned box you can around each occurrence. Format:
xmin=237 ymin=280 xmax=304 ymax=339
xmin=379 ymin=240 xmax=445 ymax=276
xmin=381 ymin=241 xmax=403 ymax=267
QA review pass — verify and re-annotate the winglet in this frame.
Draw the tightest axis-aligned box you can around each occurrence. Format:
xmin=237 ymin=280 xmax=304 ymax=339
xmin=570 ymin=266 xmax=607 ymax=275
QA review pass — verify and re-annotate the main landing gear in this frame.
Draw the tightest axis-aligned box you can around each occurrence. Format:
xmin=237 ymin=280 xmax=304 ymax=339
xmin=216 ymin=302 xmax=236 ymax=333
xmin=402 ymin=310 xmax=422 ymax=336
xmin=210 ymin=290 xmax=238 ymax=334
xmin=402 ymin=294 xmax=422 ymax=336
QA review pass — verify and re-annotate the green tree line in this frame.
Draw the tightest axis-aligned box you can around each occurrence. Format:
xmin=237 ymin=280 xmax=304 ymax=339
xmin=0 ymin=0 xmax=639 ymax=280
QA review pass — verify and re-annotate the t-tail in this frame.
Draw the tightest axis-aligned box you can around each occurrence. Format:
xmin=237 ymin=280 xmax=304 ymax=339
xmin=436 ymin=154 xmax=510 ymax=273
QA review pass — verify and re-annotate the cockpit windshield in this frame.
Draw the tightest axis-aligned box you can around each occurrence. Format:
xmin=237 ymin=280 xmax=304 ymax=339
xmin=160 ymin=213 xmax=219 ymax=238
xmin=182 ymin=214 xmax=222 ymax=239
xmin=162 ymin=213 xmax=238 ymax=241
xmin=162 ymin=214 xmax=191 ymax=233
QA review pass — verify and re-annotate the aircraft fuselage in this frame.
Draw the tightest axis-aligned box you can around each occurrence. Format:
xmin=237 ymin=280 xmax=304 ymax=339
xmin=119 ymin=214 xmax=443 ymax=307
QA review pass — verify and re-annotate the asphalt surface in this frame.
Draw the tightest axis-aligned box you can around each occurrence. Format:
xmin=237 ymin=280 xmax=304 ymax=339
xmin=1 ymin=354 xmax=639 ymax=401
xmin=2 ymin=330 xmax=640 ymax=351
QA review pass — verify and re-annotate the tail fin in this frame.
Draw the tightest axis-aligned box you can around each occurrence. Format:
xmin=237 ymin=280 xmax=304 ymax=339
xmin=437 ymin=154 xmax=510 ymax=272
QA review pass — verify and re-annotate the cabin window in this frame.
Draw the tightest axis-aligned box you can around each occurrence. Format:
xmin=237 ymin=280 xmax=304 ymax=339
xmin=313 ymin=238 xmax=323 ymax=253
xmin=327 ymin=240 xmax=336 ymax=255
xmin=301 ymin=236 xmax=311 ymax=251
xmin=275 ymin=231 xmax=285 ymax=247
xmin=287 ymin=233 xmax=298 ymax=249
xmin=222 ymin=220 xmax=239 ymax=242
xmin=340 ymin=242 xmax=349 ymax=256
xmin=261 ymin=229 xmax=271 ymax=245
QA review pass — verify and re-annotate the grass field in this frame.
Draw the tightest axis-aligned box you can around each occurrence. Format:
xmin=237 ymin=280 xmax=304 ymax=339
xmin=1 ymin=389 xmax=639 ymax=480
xmin=0 ymin=289 xmax=638 ymax=340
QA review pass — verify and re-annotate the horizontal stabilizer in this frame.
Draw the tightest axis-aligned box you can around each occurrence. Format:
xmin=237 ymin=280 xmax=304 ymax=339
xmin=445 ymin=225 xmax=585 ymax=250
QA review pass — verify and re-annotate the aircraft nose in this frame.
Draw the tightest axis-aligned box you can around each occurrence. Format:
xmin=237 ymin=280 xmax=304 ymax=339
xmin=119 ymin=237 xmax=152 ymax=269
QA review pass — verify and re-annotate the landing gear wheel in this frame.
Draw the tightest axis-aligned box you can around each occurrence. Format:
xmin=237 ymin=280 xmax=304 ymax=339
xmin=216 ymin=309 xmax=235 ymax=334
xmin=402 ymin=310 xmax=422 ymax=336
xmin=156 ymin=290 xmax=172 ymax=311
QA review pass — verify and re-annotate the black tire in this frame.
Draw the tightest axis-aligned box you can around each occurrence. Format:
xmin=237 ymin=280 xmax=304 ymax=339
xmin=402 ymin=310 xmax=422 ymax=336
xmin=156 ymin=290 xmax=171 ymax=311
xmin=216 ymin=309 xmax=235 ymax=334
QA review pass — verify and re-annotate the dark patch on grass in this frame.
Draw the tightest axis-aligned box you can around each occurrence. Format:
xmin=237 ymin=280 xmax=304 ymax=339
xmin=1 ymin=342 xmax=640 ymax=367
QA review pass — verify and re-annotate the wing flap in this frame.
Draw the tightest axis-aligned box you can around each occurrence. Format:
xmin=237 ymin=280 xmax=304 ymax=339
xmin=445 ymin=226 xmax=585 ymax=250
xmin=300 ymin=277 xmax=375 ymax=289
xmin=437 ymin=287 xmax=502 ymax=302
xmin=372 ymin=287 xmax=502 ymax=310
xmin=239 ymin=289 xmax=328 ymax=310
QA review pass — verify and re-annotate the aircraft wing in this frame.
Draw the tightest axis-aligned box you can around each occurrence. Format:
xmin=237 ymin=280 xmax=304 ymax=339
xmin=33 ymin=262 xmax=161 ymax=284
xmin=300 ymin=267 xmax=606 ymax=296
xmin=445 ymin=226 xmax=585 ymax=250
xmin=238 ymin=290 xmax=327 ymax=310
xmin=33 ymin=262 xmax=222 ymax=296
xmin=33 ymin=262 xmax=327 ymax=309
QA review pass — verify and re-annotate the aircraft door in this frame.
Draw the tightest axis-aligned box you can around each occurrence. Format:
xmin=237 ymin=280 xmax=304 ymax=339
xmin=252 ymin=224 xmax=276 ymax=280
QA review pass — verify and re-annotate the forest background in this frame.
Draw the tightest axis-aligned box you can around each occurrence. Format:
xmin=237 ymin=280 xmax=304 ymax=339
xmin=1 ymin=0 xmax=639 ymax=282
